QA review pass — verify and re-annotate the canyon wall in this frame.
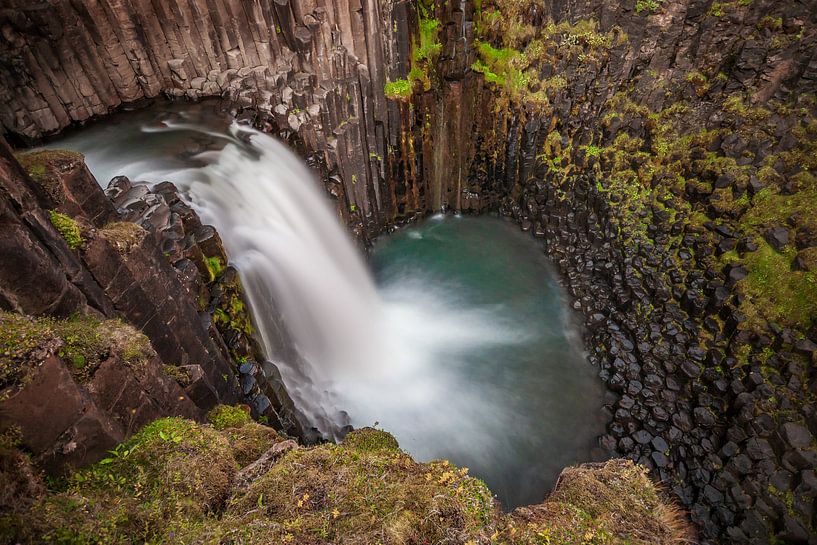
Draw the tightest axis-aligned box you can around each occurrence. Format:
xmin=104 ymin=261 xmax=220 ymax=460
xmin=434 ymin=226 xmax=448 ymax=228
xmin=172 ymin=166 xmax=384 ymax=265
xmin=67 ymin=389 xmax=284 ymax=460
xmin=0 ymin=144 xmax=309 ymax=472
xmin=0 ymin=0 xmax=432 ymax=237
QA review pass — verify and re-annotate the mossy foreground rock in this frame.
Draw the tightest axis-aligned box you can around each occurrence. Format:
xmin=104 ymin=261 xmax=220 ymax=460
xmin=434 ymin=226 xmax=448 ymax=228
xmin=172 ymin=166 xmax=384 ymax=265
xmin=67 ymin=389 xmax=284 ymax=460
xmin=3 ymin=416 xmax=690 ymax=545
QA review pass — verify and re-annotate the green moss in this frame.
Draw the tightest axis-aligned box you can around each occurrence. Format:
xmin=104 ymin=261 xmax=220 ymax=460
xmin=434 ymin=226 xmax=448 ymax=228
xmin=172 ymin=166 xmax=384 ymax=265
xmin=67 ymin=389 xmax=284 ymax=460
xmin=161 ymin=365 xmax=190 ymax=386
xmin=14 ymin=417 xmax=686 ymax=545
xmin=708 ymin=1 xmax=726 ymax=16
xmin=342 ymin=428 xmax=400 ymax=453
xmin=384 ymin=78 xmax=412 ymax=101
xmin=222 ymin=422 xmax=283 ymax=467
xmin=212 ymin=276 xmax=255 ymax=338
xmin=24 ymin=418 xmax=235 ymax=544
xmin=583 ymin=144 xmax=603 ymax=158
xmin=414 ymin=17 xmax=442 ymax=63
xmin=0 ymin=312 xmax=153 ymax=391
xmin=49 ymin=211 xmax=83 ymax=250
xmin=210 ymin=444 xmax=495 ymax=544
xmin=207 ymin=404 xmax=252 ymax=431
xmin=204 ymin=256 xmax=225 ymax=282
xmin=738 ymin=241 xmax=817 ymax=329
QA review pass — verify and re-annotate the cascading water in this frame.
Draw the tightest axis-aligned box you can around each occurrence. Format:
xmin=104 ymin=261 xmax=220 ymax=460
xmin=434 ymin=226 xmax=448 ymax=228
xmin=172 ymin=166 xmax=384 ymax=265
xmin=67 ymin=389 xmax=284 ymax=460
xmin=45 ymin=101 xmax=607 ymax=508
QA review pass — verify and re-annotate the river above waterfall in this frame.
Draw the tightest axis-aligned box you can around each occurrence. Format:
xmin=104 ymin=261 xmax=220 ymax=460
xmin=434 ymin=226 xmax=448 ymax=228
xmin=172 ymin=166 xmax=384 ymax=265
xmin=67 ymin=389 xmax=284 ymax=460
xmin=40 ymin=100 xmax=608 ymax=508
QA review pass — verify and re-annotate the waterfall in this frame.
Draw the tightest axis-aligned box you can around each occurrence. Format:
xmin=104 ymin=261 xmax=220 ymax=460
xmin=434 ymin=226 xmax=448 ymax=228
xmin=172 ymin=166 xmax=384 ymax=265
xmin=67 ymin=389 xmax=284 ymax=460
xmin=143 ymin=123 xmax=392 ymax=435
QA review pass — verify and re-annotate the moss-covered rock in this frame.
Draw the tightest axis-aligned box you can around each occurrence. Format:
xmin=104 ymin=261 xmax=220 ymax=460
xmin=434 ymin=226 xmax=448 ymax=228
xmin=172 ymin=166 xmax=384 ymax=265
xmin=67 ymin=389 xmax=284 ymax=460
xmin=342 ymin=427 xmax=400 ymax=453
xmin=15 ymin=149 xmax=84 ymax=204
xmin=22 ymin=418 xmax=235 ymax=544
xmin=206 ymin=404 xmax=252 ymax=430
xmin=49 ymin=210 xmax=83 ymax=249
xmin=8 ymin=416 xmax=689 ymax=545
xmin=503 ymin=460 xmax=692 ymax=545
xmin=0 ymin=312 xmax=155 ymax=394
xmin=222 ymin=422 xmax=283 ymax=467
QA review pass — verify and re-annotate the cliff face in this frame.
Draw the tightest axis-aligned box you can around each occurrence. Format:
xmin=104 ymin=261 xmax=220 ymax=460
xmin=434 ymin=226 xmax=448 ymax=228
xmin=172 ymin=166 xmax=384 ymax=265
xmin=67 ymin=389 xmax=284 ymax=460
xmin=0 ymin=144 xmax=307 ymax=473
xmin=0 ymin=0 xmax=417 ymax=235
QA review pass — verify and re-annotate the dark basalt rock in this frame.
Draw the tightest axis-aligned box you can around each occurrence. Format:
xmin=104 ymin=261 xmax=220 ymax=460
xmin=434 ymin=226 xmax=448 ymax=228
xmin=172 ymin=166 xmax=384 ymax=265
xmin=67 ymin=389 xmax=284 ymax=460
xmin=764 ymin=227 xmax=790 ymax=251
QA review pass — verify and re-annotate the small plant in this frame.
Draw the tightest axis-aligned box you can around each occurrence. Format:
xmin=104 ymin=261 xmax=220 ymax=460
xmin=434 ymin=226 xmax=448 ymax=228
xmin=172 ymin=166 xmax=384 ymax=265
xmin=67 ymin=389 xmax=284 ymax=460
xmin=49 ymin=211 xmax=82 ymax=249
xmin=384 ymin=78 xmax=412 ymax=101
xmin=635 ymin=0 xmax=661 ymax=14
xmin=205 ymin=256 xmax=225 ymax=282
xmin=708 ymin=2 xmax=725 ymax=16
xmin=583 ymin=145 xmax=603 ymax=158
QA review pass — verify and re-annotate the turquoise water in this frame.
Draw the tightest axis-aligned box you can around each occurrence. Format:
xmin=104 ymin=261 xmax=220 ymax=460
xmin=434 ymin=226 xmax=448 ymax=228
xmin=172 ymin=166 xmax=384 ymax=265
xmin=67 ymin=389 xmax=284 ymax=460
xmin=344 ymin=214 xmax=608 ymax=508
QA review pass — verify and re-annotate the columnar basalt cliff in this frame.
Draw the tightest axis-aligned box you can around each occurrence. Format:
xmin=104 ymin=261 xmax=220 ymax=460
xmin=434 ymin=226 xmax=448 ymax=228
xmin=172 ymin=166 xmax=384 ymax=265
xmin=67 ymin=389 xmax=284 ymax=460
xmin=2 ymin=1 xmax=817 ymax=544
xmin=0 ymin=143 xmax=306 ymax=473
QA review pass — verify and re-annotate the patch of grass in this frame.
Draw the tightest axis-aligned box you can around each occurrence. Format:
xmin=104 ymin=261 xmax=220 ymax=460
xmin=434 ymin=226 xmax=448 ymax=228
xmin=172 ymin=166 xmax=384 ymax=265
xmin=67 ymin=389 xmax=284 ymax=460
xmin=205 ymin=256 xmax=225 ymax=282
xmin=0 ymin=312 xmax=153 ymax=390
xmin=222 ymin=422 xmax=283 ymax=467
xmin=708 ymin=1 xmax=726 ymax=16
xmin=161 ymin=364 xmax=190 ymax=386
xmin=212 ymin=277 xmax=255 ymax=337
xmin=11 ymin=418 xmax=687 ymax=545
xmin=342 ymin=427 xmax=400 ymax=453
xmin=23 ymin=418 xmax=235 ymax=544
xmin=15 ymin=149 xmax=84 ymax=203
xmin=415 ymin=17 xmax=442 ymax=63
xmin=636 ymin=0 xmax=661 ymax=14
xmin=207 ymin=404 xmax=252 ymax=431
xmin=49 ymin=211 xmax=83 ymax=250
xmin=738 ymin=241 xmax=817 ymax=329
xmin=100 ymin=222 xmax=146 ymax=254
xmin=503 ymin=459 xmax=692 ymax=544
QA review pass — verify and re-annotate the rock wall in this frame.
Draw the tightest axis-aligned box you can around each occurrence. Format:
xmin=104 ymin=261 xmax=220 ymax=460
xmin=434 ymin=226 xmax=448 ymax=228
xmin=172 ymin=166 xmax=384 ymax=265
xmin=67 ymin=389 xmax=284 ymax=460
xmin=450 ymin=1 xmax=817 ymax=544
xmin=0 ymin=144 xmax=307 ymax=471
xmin=0 ymin=0 xmax=429 ymax=235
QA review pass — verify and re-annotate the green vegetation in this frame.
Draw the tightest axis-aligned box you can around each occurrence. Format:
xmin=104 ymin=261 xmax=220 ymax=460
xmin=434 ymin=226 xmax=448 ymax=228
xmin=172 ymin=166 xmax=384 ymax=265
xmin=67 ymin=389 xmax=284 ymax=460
xmin=0 ymin=312 xmax=153 ymax=391
xmin=471 ymin=10 xmax=621 ymax=112
xmin=383 ymin=78 xmax=412 ymax=101
xmin=206 ymin=404 xmax=252 ymax=431
xmin=49 ymin=211 xmax=83 ymax=250
xmin=737 ymin=241 xmax=817 ymax=329
xmin=212 ymin=277 xmax=255 ymax=338
xmin=100 ymin=222 xmax=146 ymax=254
xmin=708 ymin=1 xmax=725 ymax=16
xmin=204 ymin=256 xmax=225 ymax=282
xmin=341 ymin=427 xmax=400 ymax=453
xmin=24 ymin=418 xmax=236 ymax=544
xmin=15 ymin=149 xmax=84 ymax=203
xmin=221 ymin=419 xmax=283 ymax=467
xmin=636 ymin=0 xmax=661 ymax=14
xmin=161 ymin=364 xmax=190 ymax=386
xmin=5 ymin=417 xmax=688 ymax=544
